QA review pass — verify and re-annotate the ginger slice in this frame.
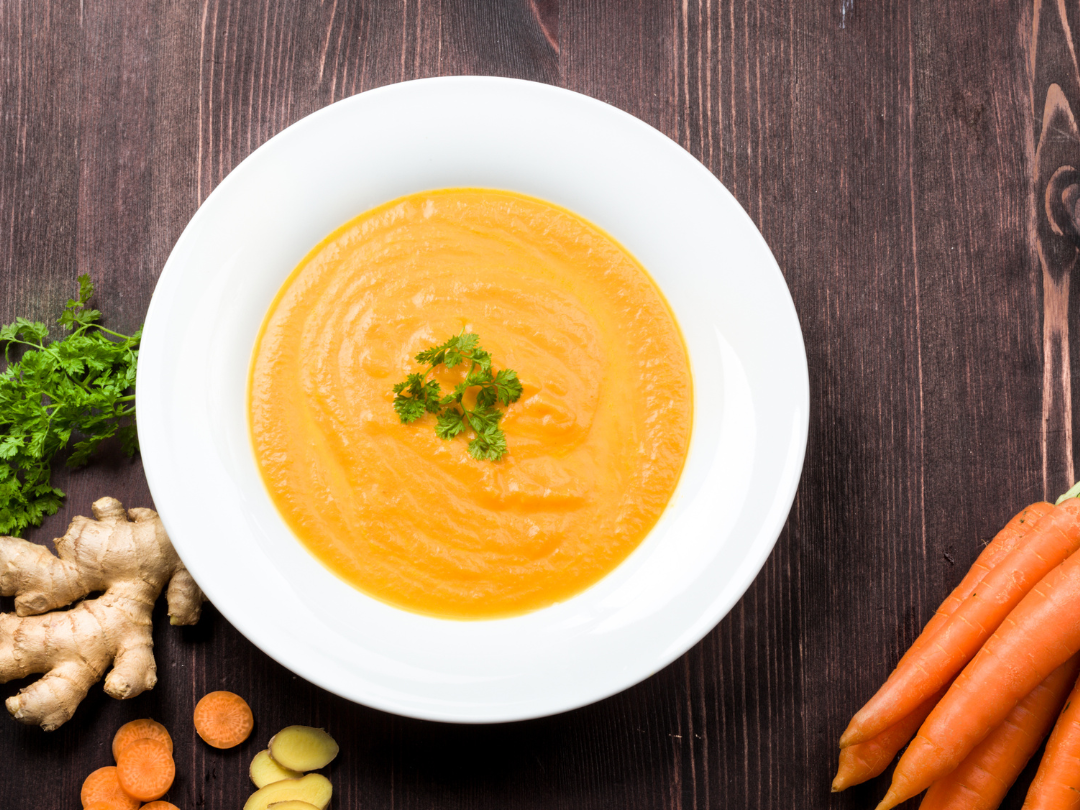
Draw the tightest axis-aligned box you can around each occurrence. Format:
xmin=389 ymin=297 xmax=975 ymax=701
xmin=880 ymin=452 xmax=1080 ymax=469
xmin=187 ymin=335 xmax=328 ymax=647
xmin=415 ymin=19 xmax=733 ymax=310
xmin=251 ymin=748 xmax=302 ymax=788
xmin=243 ymin=774 xmax=333 ymax=810
xmin=0 ymin=497 xmax=204 ymax=730
xmin=268 ymin=726 xmax=339 ymax=772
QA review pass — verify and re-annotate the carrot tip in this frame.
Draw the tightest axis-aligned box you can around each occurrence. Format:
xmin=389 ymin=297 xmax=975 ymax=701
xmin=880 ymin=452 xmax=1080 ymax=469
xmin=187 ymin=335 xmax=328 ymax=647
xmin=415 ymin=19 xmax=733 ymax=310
xmin=838 ymin=729 xmax=861 ymax=748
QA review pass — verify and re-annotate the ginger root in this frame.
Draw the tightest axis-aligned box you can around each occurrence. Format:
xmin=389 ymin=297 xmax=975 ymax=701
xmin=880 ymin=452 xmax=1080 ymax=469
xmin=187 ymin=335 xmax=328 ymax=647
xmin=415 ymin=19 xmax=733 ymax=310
xmin=0 ymin=497 xmax=203 ymax=730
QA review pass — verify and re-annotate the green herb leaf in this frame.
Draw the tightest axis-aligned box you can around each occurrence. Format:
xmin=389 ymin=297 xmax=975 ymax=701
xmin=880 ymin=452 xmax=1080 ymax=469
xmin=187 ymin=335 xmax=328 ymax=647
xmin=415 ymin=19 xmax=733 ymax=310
xmin=493 ymin=369 xmax=524 ymax=405
xmin=391 ymin=328 xmax=521 ymax=461
xmin=0 ymin=276 xmax=140 ymax=536
xmin=435 ymin=407 xmax=466 ymax=440
xmin=468 ymin=428 xmax=508 ymax=461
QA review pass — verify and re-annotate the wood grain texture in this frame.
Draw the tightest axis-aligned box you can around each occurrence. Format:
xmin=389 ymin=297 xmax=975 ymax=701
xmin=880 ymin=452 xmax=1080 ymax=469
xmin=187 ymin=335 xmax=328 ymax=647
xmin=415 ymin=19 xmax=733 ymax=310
xmin=0 ymin=0 xmax=1072 ymax=807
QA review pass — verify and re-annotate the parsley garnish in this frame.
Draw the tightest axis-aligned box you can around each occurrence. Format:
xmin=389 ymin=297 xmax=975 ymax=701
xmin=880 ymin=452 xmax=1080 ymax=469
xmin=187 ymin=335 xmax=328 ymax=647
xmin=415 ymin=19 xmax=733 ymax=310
xmin=0 ymin=275 xmax=140 ymax=536
xmin=392 ymin=329 xmax=523 ymax=461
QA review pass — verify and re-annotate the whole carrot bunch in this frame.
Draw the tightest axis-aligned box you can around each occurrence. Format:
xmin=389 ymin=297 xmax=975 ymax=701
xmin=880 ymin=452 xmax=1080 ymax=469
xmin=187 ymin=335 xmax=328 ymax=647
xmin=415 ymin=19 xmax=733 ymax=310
xmin=834 ymin=484 xmax=1080 ymax=809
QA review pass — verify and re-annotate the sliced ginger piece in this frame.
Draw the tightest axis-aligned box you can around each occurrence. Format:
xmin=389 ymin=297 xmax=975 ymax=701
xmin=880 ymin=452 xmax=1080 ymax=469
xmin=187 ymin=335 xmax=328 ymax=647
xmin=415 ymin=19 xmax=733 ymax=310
xmin=80 ymin=765 xmax=141 ymax=810
xmin=113 ymin=717 xmax=174 ymax=761
xmin=116 ymin=737 xmax=176 ymax=801
xmin=267 ymin=803 xmax=323 ymax=810
xmin=194 ymin=689 xmax=254 ymax=748
xmin=268 ymin=725 xmax=339 ymax=771
xmin=251 ymin=748 xmax=303 ymax=788
xmin=243 ymin=773 xmax=333 ymax=810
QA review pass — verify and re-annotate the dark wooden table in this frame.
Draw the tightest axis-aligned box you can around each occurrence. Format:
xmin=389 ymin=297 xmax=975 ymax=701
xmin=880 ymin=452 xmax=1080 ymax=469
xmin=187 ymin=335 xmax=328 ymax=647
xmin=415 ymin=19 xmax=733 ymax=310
xmin=1 ymin=1 xmax=1076 ymax=807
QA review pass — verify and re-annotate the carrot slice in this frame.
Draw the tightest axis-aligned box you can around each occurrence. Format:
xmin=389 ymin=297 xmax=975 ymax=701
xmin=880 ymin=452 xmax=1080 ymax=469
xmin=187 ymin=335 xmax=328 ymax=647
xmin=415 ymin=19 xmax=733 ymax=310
xmin=141 ymin=803 xmax=182 ymax=810
xmin=80 ymin=766 xmax=141 ymax=810
xmin=113 ymin=718 xmax=174 ymax=762
xmin=876 ymin=537 xmax=1080 ymax=810
xmin=833 ymin=502 xmax=1053 ymax=790
xmin=116 ymin=737 xmax=176 ymax=802
xmin=918 ymin=654 xmax=1080 ymax=810
xmin=842 ymin=498 xmax=1079 ymax=748
xmin=1022 ymin=668 xmax=1080 ymax=808
xmin=194 ymin=690 xmax=254 ymax=749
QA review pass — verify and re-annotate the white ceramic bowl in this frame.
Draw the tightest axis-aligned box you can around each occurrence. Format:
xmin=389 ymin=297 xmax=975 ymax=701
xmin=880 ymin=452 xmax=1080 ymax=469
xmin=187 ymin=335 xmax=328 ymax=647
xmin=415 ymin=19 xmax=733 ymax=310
xmin=137 ymin=76 xmax=808 ymax=723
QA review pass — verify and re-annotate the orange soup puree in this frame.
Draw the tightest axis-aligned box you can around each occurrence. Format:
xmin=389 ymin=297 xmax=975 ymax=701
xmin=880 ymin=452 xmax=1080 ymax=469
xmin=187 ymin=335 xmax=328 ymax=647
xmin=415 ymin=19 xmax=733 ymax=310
xmin=250 ymin=188 xmax=692 ymax=619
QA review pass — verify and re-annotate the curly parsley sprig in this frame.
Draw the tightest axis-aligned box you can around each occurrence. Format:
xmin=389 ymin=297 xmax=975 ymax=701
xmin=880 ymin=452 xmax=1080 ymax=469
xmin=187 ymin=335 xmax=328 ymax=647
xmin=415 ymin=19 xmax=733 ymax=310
xmin=392 ymin=329 xmax=523 ymax=461
xmin=0 ymin=275 xmax=140 ymax=536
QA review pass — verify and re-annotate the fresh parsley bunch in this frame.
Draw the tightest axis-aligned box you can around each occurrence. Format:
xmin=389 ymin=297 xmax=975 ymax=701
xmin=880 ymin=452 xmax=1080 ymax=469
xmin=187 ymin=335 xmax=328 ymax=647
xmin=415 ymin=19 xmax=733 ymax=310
xmin=0 ymin=275 xmax=140 ymax=536
xmin=393 ymin=330 xmax=523 ymax=461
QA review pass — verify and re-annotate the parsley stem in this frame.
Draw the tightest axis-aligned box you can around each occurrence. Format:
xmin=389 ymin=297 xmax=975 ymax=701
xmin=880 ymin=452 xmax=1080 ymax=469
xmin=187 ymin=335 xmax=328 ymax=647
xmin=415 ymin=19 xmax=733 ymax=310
xmin=87 ymin=325 xmax=132 ymax=340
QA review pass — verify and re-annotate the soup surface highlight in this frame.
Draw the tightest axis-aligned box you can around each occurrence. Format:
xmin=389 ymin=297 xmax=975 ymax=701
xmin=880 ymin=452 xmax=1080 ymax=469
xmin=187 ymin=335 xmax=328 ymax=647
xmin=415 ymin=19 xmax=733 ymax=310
xmin=250 ymin=188 xmax=692 ymax=619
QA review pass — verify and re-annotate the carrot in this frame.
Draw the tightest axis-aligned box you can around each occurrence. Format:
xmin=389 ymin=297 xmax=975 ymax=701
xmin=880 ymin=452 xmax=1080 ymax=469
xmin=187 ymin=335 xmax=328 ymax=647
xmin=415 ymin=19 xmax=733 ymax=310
xmin=875 ymin=540 xmax=1080 ymax=810
xmin=918 ymin=654 xmax=1080 ymax=810
xmin=1022 ymin=669 xmax=1080 ymax=808
xmin=80 ymin=765 xmax=140 ymax=810
xmin=841 ymin=498 xmax=1078 ymax=748
xmin=194 ymin=689 xmax=254 ymax=749
xmin=833 ymin=684 xmax=949 ymax=792
xmin=112 ymin=717 xmax=174 ymax=762
xmin=116 ymin=737 xmax=176 ymax=802
xmin=914 ymin=503 xmax=1055 ymax=645
xmin=833 ymin=503 xmax=1052 ymax=790
xmin=141 ymin=803 xmax=182 ymax=810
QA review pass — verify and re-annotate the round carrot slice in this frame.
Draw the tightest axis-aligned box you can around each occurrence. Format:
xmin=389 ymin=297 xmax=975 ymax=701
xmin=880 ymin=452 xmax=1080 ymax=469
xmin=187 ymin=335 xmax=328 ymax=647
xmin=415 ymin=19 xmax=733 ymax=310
xmin=80 ymin=766 xmax=140 ymax=810
xmin=141 ymin=803 xmax=182 ymax=810
xmin=194 ymin=690 xmax=254 ymax=749
xmin=116 ymin=737 xmax=176 ymax=802
xmin=113 ymin=718 xmax=174 ymax=762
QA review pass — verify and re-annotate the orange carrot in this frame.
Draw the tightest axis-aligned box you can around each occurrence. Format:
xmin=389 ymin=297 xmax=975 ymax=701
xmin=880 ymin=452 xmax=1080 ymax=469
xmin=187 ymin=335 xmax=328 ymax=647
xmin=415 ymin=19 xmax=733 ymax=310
xmin=875 ymin=539 xmax=1080 ymax=810
xmin=116 ymin=737 xmax=176 ymax=802
xmin=141 ymin=803 xmax=182 ymax=810
xmin=833 ymin=685 xmax=949 ymax=792
xmin=1022 ymin=668 xmax=1080 ymax=808
xmin=193 ymin=690 xmax=254 ymax=749
xmin=914 ymin=503 xmax=1055 ymax=646
xmin=841 ymin=498 xmax=1080 ymax=748
xmin=80 ymin=766 xmax=140 ymax=810
xmin=112 ymin=717 xmax=174 ymax=762
xmin=918 ymin=654 xmax=1080 ymax=810
xmin=833 ymin=503 xmax=1052 ymax=791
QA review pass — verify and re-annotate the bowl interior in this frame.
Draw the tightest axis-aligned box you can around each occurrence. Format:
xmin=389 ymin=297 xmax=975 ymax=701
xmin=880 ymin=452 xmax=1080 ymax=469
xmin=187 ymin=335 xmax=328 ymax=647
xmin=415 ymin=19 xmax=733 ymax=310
xmin=137 ymin=76 xmax=808 ymax=722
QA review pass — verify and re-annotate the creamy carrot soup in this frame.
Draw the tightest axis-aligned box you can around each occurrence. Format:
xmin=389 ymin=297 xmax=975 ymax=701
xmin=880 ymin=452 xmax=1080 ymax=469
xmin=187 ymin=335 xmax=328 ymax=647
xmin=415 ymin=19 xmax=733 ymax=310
xmin=250 ymin=188 xmax=692 ymax=619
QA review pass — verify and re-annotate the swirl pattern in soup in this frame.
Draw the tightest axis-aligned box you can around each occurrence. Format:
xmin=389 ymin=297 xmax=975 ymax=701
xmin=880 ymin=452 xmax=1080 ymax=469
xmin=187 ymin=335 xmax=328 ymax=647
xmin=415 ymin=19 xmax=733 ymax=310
xmin=250 ymin=188 xmax=692 ymax=619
